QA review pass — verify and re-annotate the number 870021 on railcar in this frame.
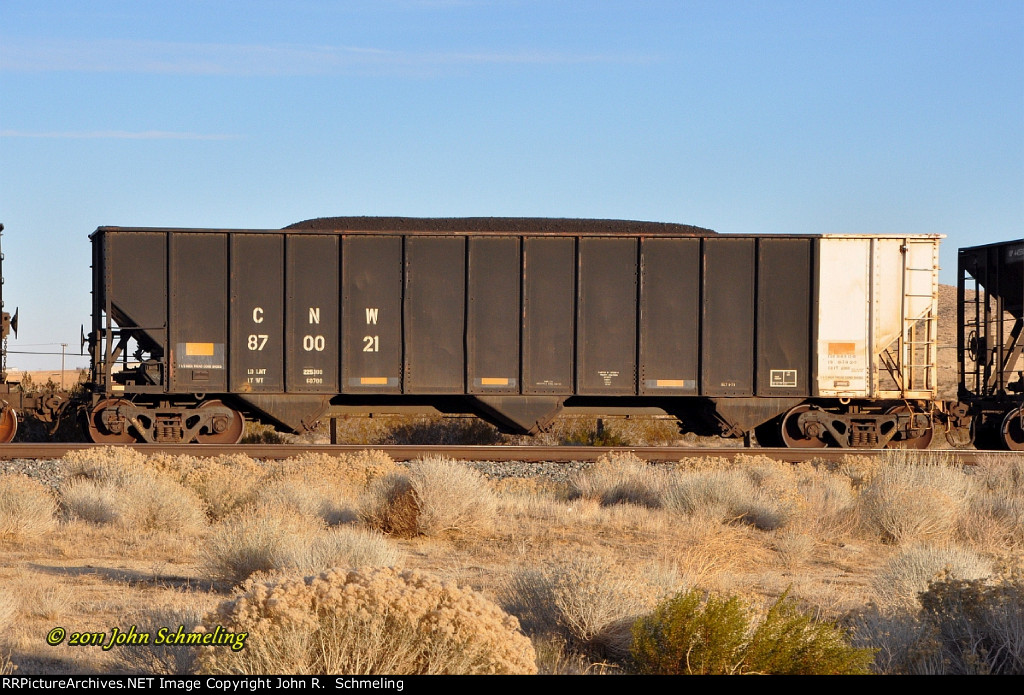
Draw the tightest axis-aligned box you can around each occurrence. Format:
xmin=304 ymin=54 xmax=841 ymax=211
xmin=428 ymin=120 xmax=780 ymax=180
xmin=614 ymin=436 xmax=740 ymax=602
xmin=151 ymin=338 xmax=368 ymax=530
xmin=81 ymin=220 xmax=943 ymax=448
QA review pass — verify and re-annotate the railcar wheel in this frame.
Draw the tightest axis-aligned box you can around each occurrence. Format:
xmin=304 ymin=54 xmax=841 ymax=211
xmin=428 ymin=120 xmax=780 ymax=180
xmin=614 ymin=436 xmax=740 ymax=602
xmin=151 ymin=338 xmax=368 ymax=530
xmin=87 ymin=398 xmax=137 ymax=444
xmin=780 ymin=404 xmax=829 ymax=448
xmin=886 ymin=405 xmax=933 ymax=449
xmin=0 ymin=406 xmax=17 ymax=443
xmin=1000 ymin=407 xmax=1024 ymax=451
xmin=194 ymin=400 xmax=245 ymax=444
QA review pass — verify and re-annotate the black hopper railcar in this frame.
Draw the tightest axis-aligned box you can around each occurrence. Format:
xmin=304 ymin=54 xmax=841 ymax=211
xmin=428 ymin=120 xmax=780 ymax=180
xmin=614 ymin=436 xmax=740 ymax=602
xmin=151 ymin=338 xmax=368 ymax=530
xmin=80 ymin=218 xmax=948 ymax=448
xmin=946 ymin=239 xmax=1024 ymax=450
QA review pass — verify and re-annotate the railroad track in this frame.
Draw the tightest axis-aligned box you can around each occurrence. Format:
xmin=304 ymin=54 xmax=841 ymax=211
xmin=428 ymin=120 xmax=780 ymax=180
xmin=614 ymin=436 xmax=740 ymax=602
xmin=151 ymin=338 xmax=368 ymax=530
xmin=0 ymin=443 xmax=1013 ymax=465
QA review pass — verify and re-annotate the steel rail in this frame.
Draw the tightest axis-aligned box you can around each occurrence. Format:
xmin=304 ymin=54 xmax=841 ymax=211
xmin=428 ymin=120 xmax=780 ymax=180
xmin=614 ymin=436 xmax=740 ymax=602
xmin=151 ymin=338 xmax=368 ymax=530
xmin=0 ymin=443 xmax=1012 ymax=464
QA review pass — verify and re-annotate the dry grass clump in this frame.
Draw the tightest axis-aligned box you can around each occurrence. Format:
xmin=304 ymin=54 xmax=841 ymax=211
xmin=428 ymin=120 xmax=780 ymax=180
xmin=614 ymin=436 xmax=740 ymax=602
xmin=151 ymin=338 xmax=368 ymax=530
xmin=148 ymin=453 xmax=266 ymax=521
xmin=113 ymin=604 xmax=207 ymax=675
xmin=567 ymin=451 xmax=669 ymax=508
xmin=59 ymin=463 xmax=206 ymax=533
xmin=360 ymin=456 xmax=496 ymax=537
xmin=201 ymin=504 xmax=317 ymax=584
xmin=267 ymin=450 xmax=400 ymax=489
xmin=290 ymin=527 xmax=404 ymax=575
xmin=501 ymin=552 xmax=679 ymax=658
xmin=857 ymin=451 xmax=972 ymax=544
xmin=0 ymin=474 xmax=58 ymax=540
xmin=60 ymin=445 xmax=151 ymax=477
xmin=773 ymin=530 xmax=817 ymax=568
xmin=197 ymin=567 xmax=537 ymax=675
xmin=7 ymin=574 xmax=76 ymax=620
xmin=203 ymin=503 xmax=402 ymax=584
xmin=870 ymin=544 xmax=993 ymax=612
xmin=0 ymin=593 xmax=16 ymax=630
xmin=376 ymin=416 xmax=505 ymax=445
xmin=255 ymin=476 xmax=357 ymax=527
xmin=963 ymin=454 xmax=1024 ymax=549
xmin=663 ymin=468 xmax=791 ymax=530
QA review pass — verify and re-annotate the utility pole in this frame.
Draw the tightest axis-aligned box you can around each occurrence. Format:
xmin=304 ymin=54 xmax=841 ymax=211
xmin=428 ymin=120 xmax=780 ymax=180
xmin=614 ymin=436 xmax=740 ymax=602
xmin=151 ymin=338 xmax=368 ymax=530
xmin=61 ymin=344 xmax=67 ymax=389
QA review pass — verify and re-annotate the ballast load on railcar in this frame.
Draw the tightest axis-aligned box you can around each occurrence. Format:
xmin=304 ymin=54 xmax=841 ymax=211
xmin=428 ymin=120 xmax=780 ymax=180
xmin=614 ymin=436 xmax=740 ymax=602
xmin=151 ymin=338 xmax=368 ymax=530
xmin=82 ymin=219 xmax=944 ymax=448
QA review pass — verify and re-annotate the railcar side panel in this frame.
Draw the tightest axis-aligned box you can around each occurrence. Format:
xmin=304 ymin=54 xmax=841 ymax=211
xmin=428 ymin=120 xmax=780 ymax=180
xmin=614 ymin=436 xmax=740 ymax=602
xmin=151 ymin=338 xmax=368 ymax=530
xmin=702 ymin=237 xmax=755 ymax=396
xmin=341 ymin=235 xmax=403 ymax=393
xmin=285 ymin=235 xmax=339 ymax=393
xmin=639 ymin=237 xmax=700 ymax=395
xmin=404 ymin=236 xmax=466 ymax=393
xmin=107 ymin=231 xmax=168 ymax=338
xmin=522 ymin=237 xmax=575 ymax=394
xmin=815 ymin=238 xmax=870 ymax=397
xmin=230 ymin=234 xmax=284 ymax=393
xmin=467 ymin=237 xmax=520 ymax=395
xmin=170 ymin=233 xmax=227 ymax=393
xmin=577 ymin=237 xmax=638 ymax=395
xmin=756 ymin=237 xmax=812 ymax=397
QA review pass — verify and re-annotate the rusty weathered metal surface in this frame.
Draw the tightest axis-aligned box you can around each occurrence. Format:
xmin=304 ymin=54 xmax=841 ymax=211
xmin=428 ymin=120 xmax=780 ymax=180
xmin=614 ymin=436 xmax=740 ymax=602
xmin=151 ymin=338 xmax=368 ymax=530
xmin=702 ymin=237 xmax=756 ymax=396
xmin=170 ymin=233 xmax=228 ymax=393
xmin=756 ymin=237 xmax=812 ymax=397
xmin=577 ymin=237 xmax=638 ymax=395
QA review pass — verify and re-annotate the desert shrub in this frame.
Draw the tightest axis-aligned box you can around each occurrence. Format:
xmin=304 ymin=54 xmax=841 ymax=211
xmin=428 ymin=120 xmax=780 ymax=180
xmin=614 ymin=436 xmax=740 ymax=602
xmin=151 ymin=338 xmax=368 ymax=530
xmin=0 ymin=474 xmax=57 ymax=540
xmin=268 ymin=450 xmax=400 ymax=490
xmin=255 ymin=477 xmax=356 ymax=527
xmin=663 ymin=468 xmax=791 ymax=530
xmin=501 ymin=553 xmax=678 ymax=657
xmin=202 ymin=505 xmax=316 ymax=584
xmin=963 ymin=454 xmax=1024 ymax=548
xmin=773 ymin=530 xmax=816 ymax=568
xmin=359 ymin=456 xmax=496 ymax=537
xmin=241 ymin=422 xmax=286 ymax=444
xmin=60 ymin=445 xmax=150 ymax=476
xmin=114 ymin=605 xmax=205 ymax=675
xmin=871 ymin=544 xmax=993 ymax=611
xmin=794 ymin=468 xmax=857 ymax=533
xmin=630 ymin=588 xmax=874 ymax=675
xmin=60 ymin=478 xmax=120 ymax=524
xmin=858 ymin=452 xmax=972 ymax=544
xmin=197 ymin=567 xmax=537 ymax=675
xmin=855 ymin=571 xmax=1024 ymax=674
xmin=293 ymin=527 xmax=404 ymax=574
xmin=915 ymin=571 xmax=1024 ymax=674
xmin=567 ymin=451 xmax=668 ymax=508
xmin=59 ymin=466 xmax=205 ymax=533
xmin=561 ymin=424 xmax=630 ymax=447
xmin=203 ymin=502 xmax=403 ymax=584
xmin=155 ymin=454 xmax=265 ymax=521
xmin=378 ymin=417 xmax=504 ymax=445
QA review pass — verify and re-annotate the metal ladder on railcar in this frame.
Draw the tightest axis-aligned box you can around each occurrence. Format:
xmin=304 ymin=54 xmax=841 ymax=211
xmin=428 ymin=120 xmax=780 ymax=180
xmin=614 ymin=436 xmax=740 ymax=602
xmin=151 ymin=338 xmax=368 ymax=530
xmin=880 ymin=239 xmax=938 ymax=398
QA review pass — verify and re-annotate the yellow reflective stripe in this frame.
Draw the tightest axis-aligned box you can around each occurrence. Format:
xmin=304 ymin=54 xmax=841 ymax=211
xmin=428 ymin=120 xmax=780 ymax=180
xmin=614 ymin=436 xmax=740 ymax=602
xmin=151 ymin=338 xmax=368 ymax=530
xmin=185 ymin=343 xmax=215 ymax=356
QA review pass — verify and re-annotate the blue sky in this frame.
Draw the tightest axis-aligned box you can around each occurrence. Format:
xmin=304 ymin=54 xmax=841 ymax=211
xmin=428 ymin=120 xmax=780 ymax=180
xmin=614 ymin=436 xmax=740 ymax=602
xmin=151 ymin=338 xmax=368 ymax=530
xmin=1 ymin=0 xmax=1021 ymax=371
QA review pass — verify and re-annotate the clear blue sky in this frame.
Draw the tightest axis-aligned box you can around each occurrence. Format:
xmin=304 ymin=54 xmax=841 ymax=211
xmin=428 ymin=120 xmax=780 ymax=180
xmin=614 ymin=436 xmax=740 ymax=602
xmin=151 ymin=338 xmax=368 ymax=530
xmin=1 ymin=0 xmax=1021 ymax=371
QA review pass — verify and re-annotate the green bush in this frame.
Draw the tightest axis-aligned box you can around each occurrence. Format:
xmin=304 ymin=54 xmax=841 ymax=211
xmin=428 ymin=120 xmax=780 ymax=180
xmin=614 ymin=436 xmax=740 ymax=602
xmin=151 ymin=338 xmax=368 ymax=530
xmin=630 ymin=589 xmax=874 ymax=675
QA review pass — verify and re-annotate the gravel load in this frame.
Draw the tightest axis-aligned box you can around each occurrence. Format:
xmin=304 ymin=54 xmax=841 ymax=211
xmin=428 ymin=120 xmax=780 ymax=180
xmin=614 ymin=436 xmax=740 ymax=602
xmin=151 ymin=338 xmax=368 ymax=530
xmin=285 ymin=216 xmax=716 ymax=236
